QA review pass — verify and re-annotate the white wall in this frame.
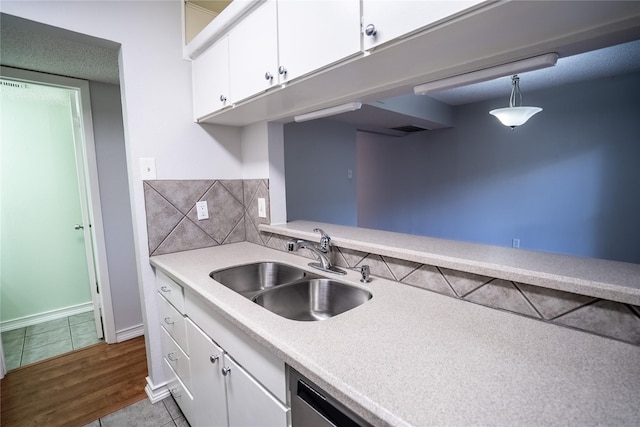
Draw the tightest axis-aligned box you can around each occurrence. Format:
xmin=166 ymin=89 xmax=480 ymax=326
xmin=0 ymin=0 xmax=243 ymax=396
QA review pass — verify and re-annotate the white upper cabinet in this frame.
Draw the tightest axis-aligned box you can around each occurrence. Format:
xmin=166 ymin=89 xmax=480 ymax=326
xmin=277 ymin=0 xmax=361 ymax=82
xmin=362 ymin=0 xmax=483 ymax=50
xmin=228 ymin=0 xmax=279 ymax=103
xmin=192 ymin=35 xmax=230 ymax=119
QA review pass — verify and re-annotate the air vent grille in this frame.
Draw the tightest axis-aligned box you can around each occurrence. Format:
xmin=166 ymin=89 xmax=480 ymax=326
xmin=389 ymin=125 xmax=429 ymax=133
xmin=0 ymin=79 xmax=28 ymax=89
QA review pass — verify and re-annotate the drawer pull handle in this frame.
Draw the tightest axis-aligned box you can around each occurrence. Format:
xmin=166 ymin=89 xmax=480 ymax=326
xmin=160 ymin=286 xmax=171 ymax=293
xmin=164 ymin=317 xmax=175 ymax=325
xmin=167 ymin=352 xmax=179 ymax=362
xmin=222 ymin=366 xmax=231 ymax=376
xmin=210 ymin=355 xmax=220 ymax=364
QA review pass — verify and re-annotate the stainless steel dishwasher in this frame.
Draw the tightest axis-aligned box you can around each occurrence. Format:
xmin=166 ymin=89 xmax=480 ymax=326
xmin=289 ymin=367 xmax=373 ymax=427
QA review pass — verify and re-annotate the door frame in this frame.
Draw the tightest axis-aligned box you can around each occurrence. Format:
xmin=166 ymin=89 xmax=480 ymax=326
xmin=1 ymin=66 xmax=117 ymax=343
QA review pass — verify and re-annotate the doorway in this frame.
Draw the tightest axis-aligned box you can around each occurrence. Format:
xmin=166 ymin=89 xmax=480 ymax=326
xmin=0 ymin=68 xmax=113 ymax=371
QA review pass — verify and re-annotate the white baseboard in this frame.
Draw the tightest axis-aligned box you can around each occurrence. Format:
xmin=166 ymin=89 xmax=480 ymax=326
xmin=116 ymin=324 xmax=145 ymax=342
xmin=0 ymin=302 xmax=93 ymax=332
xmin=145 ymin=376 xmax=170 ymax=404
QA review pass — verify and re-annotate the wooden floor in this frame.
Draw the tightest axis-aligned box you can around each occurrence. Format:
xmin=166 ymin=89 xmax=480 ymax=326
xmin=1 ymin=335 xmax=148 ymax=427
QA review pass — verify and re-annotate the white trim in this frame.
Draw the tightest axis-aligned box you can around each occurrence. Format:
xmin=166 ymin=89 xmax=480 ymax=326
xmin=145 ymin=376 xmax=171 ymax=403
xmin=116 ymin=324 xmax=145 ymax=342
xmin=0 ymin=302 xmax=93 ymax=332
xmin=0 ymin=66 xmax=117 ymax=344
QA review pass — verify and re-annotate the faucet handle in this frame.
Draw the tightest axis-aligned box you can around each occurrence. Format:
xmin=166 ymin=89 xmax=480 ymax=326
xmin=313 ymin=228 xmax=331 ymax=252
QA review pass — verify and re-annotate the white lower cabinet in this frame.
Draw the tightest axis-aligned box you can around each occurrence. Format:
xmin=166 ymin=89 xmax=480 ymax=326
xmin=186 ymin=313 xmax=290 ymax=427
xmin=224 ymin=354 xmax=289 ymax=427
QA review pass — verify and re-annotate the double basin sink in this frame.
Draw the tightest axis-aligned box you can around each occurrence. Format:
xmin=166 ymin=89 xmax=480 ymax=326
xmin=210 ymin=262 xmax=371 ymax=321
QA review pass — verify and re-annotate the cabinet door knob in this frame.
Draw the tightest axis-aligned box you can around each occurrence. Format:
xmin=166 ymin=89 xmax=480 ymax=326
xmin=74 ymin=224 xmax=84 ymax=230
xmin=222 ymin=366 xmax=231 ymax=376
xmin=220 ymin=94 xmax=227 ymax=102
xmin=365 ymin=24 xmax=377 ymax=36
xmin=163 ymin=317 xmax=174 ymax=325
xmin=278 ymin=66 xmax=287 ymax=76
xmin=264 ymin=72 xmax=273 ymax=81
xmin=209 ymin=355 xmax=219 ymax=364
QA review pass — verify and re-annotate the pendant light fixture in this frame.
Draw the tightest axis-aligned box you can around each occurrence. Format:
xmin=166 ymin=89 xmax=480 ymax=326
xmin=489 ymin=75 xmax=542 ymax=129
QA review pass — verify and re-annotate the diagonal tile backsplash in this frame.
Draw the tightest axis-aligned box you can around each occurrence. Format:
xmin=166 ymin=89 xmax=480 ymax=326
xmin=144 ymin=179 xmax=268 ymax=256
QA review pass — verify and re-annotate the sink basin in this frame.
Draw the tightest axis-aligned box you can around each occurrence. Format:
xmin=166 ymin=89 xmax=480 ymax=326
xmin=210 ymin=262 xmax=313 ymax=299
xmin=252 ymin=279 xmax=372 ymax=321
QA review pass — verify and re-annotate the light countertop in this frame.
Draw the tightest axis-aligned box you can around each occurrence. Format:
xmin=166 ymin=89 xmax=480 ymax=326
xmin=150 ymin=242 xmax=640 ymax=426
xmin=261 ymin=221 xmax=640 ymax=306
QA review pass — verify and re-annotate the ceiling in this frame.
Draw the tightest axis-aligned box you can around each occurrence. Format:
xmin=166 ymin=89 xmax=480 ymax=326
xmin=188 ymin=1 xmax=232 ymax=15
xmin=0 ymin=13 xmax=120 ymax=85
xmin=2 ymin=11 xmax=639 ymax=126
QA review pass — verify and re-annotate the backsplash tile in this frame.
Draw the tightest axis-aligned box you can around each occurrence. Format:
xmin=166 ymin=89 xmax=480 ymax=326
xmin=516 ymin=282 xmax=595 ymax=320
xmin=382 ymin=256 xmax=421 ymax=282
xmin=553 ymin=300 xmax=640 ymax=345
xmin=355 ymin=254 xmax=395 ymax=280
xmin=335 ymin=247 xmax=368 ymax=268
xmin=440 ymin=268 xmax=492 ymax=298
xmin=465 ymin=279 xmax=541 ymax=318
xmin=144 ymin=179 xmax=269 ymax=256
xmin=402 ymin=265 xmax=456 ymax=297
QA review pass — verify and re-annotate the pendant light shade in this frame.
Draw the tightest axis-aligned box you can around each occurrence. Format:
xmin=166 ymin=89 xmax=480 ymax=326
xmin=489 ymin=75 xmax=541 ymax=128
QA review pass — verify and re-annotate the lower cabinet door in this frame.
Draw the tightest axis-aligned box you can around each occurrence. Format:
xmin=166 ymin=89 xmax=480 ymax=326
xmin=186 ymin=319 xmax=229 ymax=427
xmin=224 ymin=355 xmax=290 ymax=427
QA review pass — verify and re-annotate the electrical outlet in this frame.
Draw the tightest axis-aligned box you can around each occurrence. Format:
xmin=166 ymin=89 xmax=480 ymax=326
xmin=196 ymin=201 xmax=209 ymax=220
xmin=512 ymin=238 xmax=520 ymax=248
xmin=258 ymin=198 xmax=266 ymax=218
xmin=347 ymin=169 xmax=353 ymax=179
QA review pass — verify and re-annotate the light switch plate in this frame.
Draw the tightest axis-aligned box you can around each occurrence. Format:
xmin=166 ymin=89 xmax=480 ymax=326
xmin=196 ymin=201 xmax=209 ymax=220
xmin=258 ymin=198 xmax=266 ymax=218
xmin=140 ymin=157 xmax=156 ymax=180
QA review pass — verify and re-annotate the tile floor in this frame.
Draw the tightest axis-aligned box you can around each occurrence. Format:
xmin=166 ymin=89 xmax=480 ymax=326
xmin=83 ymin=396 xmax=189 ymax=427
xmin=1 ymin=311 xmax=102 ymax=371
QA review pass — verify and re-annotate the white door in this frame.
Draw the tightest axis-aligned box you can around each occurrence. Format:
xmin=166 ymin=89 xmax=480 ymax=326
xmin=228 ymin=0 xmax=279 ymax=103
xmin=186 ymin=319 xmax=228 ymax=427
xmin=68 ymin=89 xmax=104 ymax=339
xmin=192 ymin=35 xmax=231 ymax=120
xmin=224 ymin=354 xmax=289 ymax=427
xmin=362 ymin=0 xmax=484 ymax=50
xmin=277 ymin=0 xmax=361 ymax=82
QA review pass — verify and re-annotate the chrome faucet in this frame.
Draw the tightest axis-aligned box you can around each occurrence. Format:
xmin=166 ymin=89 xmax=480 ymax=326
xmin=286 ymin=228 xmax=346 ymax=275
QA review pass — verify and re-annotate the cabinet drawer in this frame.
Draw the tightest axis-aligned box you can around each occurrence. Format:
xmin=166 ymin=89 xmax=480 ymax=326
xmin=185 ymin=289 xmax=287 ymax=403
xmin=160 ymin=326 xmax=191 ymax=390
xmin=158 ymin=293 xmax=188 ymax=353
xmin=156 ymin=270 xmax=185 ymax=314
xmin=164 ymin=358 xmax=195 ymax=426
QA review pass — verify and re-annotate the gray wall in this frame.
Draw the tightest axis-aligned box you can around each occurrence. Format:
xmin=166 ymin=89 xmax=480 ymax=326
xmin=284 ymin=119 xmax=358 ymax=226
xmin=285 ymin=72 xmax=640 ymax=263
xmin=89 ymin=82 xmax=141 ymax=333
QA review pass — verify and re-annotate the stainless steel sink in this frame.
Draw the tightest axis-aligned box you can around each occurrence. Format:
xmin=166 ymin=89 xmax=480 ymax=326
xmin=252 ymin=278 xmax=372 ymax=321
xmin=210 ymin=262 xmax=314 ymax=299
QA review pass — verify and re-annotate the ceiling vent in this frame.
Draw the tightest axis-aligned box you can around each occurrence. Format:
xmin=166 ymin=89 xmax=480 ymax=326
xmin=389 ymin=125 xmax=430 ymax=133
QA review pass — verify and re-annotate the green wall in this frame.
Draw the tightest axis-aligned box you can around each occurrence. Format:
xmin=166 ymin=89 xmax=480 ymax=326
xmin=1 ymin=83 xmax=92 ymax=323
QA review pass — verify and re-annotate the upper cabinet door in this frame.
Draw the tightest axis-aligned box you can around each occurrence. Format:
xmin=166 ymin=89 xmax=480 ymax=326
xmin=277 ymin=0 xmax=361 ymax=82
xmin=192 ymin=35 xmax=230 ymax=120
xmin=228 ymin=0 xmax=279 ymax=103
xmin=362 ymin=0 xmax=484 ymax=50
